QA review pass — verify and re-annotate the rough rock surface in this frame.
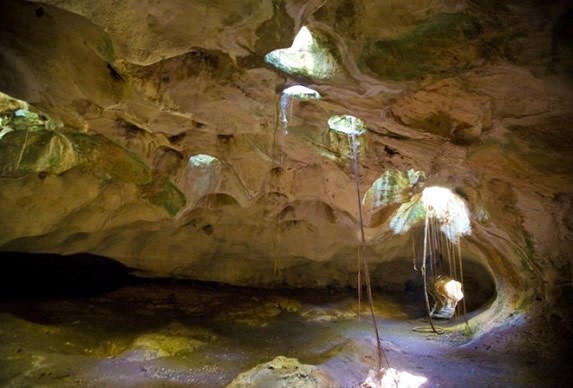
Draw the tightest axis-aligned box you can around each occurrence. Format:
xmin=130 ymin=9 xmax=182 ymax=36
xmin=0 ymin=0 xmax=572 ymax=332
xmin=227 ymin=356 xmax=335 ymax=388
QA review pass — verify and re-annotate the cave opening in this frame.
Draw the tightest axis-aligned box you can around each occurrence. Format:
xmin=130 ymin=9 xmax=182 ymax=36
xmin=372 ymin=256 xmax=497 ymax=319
xmin=0 ymin=251 xmax=132 ymax=297
xmin=264 ymin=25 xmax=339 ymax=80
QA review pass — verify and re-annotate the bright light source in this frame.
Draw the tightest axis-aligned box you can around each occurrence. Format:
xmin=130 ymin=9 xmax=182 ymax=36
xmin=280 ymin=85 xmax=320 ymax=126
xmin=188 ymin=154 xmax=218 ymax=168
xmin=328 ymin=115 xmax=365 ymax=136
xmin=327 ymin=115 xmax=368 ymax=158
xmin=291 ymin=26 xmax=313 ymax=50
xmin=444 ymin=278 xmax=464 ymax=302
xmin=430 ymin=277 xmax=464 ymax=319
xmin=421 ymin=186 xmax=471 ymax=242
xmin=282 ymin=85 xmax=320 ymax=100
xmin=264 ymin=26 xmax=338 ymax=79
xmin=363 ymin=368 xmax=428 ymax=388
xmin=388 ymin=185 xmax=471 ymax=241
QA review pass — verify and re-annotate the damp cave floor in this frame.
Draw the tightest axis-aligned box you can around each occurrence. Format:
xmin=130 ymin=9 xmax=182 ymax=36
xmin=0 ymin=280 xmax=570 ymax=387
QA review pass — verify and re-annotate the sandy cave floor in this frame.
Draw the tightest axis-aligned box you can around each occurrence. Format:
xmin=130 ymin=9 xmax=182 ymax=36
xmin=0 ymin=279 xmax=571 ymax=388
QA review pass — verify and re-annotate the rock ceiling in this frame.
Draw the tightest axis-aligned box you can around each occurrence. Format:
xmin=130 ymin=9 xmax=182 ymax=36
xmin=0 ymin=0 xmax=572 ymax=315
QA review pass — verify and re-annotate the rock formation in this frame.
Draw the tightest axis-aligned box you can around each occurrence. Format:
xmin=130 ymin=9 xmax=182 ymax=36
xmin=1 ymin=0 xmax=572 ymax=333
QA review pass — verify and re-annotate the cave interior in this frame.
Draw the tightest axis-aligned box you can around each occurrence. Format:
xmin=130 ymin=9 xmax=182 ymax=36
xmin=0 ymin=0 xmax=572 ymax=387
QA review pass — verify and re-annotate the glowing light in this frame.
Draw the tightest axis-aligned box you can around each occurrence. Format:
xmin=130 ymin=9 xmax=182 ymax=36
xmin=363 ymin=368 xmax=428 ymax=388
xmin=188 ymin=154 xmax=218 ymax=168
xmin=429 ymin=277 xmax=464 ymax=319
xmin=388 ymin=185 xmax=471 ymax=243
xmin=328 ymin=115 xmax=365 ymax=135
xmin=264 ymin=26 xmax=338 ymax=79
xmin=282 ymin=85 xmax=320 ymax=100
xmin=280 ymin=85 xmax=320 ymax=126
xmin=421 ymin=186 xmax=471 ymax=242
xmin=444 ymin=278 xmax=464 ymax=303
xmin=291 ymin=26 xmax=313 ymax=50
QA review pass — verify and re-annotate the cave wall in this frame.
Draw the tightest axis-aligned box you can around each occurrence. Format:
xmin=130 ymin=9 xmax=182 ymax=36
xmin=0 ymin=0 xmax=572 ymax=319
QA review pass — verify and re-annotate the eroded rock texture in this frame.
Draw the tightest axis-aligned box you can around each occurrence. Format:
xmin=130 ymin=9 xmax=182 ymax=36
xmin=1 ymin=0 xmax=572 ymax=328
